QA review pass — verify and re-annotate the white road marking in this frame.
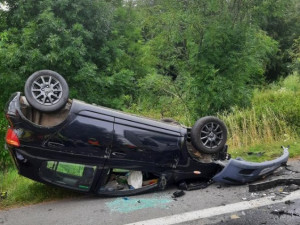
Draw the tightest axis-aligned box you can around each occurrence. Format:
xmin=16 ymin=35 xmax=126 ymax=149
xmin=125 ymin=189 xmax=300 ymax=225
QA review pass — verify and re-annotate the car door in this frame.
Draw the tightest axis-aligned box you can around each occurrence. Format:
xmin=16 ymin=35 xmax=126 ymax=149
xmin=110 ymin=117 xmax=182 ymax=168
xmin=47 ymin=110 xmax=114 ymax=161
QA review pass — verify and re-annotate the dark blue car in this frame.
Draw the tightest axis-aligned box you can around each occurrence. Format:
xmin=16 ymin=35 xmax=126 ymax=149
xmin=4 ymin=70 xmax=289 ymax=196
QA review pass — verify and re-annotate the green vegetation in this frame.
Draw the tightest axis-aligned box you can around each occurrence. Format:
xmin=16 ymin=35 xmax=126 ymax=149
xmin=0 ymin=114 xmax=10 ymax=171
xmin=0 ymin=0 xmax=299 ymax=120
xmin=0 ymin=169 xmax=81 ymax=209
xmin=230 ymin=140 xmax=300 ymax=163
xmin=0 ymin=0 xmax=300 ymax=208
xmin=221 ymin=73 xmax=300 ymax=150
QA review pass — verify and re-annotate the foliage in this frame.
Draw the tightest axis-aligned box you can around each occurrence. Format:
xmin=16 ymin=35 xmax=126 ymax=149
xmin=0 ymin=0 xmax=134 ymax=109
xmin=253 ymin=73 xmax=300 ymax=133
xmin=0 ymin=0 xmax=300 ymax=170
xmin=0 ymin=0 xmax=298 ymax=115
xmin=289 ymin=37 xmax=300 ymax=73
xmin=0 ymin=114 xmax=10 ymax=171
xmin=251 ymin=0 xmax=300 ymax=80
xmin=128 ymin=0 xmax=279 ymax=121
xmin=220 ymin=73 xmax=300 ymax=149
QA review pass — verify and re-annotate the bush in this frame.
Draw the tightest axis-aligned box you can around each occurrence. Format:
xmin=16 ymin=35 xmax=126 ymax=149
xmin=253 ymin=73 xmax=300 ymax=134
xmin=220 ymin=73 xmax=300 ymax=149
xmin=0 ymin=114 xmax=11 ymax=171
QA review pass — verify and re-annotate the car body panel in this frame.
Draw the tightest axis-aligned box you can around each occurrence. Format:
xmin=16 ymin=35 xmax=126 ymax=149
xmin=53 ymin=113 xmax=114 ymax=159
xmin=112 ymin=121 xmax=182 ymax=167
xmin=213 ymin=147 xmax=289 ymax=184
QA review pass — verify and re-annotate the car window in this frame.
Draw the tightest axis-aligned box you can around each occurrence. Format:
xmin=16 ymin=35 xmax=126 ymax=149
xmin=40 ymin=161 xmax=97 ymax=191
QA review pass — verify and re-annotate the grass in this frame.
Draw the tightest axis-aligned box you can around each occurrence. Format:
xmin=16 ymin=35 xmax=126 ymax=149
xmin=220 ymin=107 xmax=297 ymax=150
xmin=0 ymin=169 xmax=82 ymax=210
xmin=219 ymin=73 xmax=300 ymax=153
xmin=228 ymin=139 xmax=300 ymax=162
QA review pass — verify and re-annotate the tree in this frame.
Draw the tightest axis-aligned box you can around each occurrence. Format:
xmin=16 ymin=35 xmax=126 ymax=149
xmin=132 ymin=0 xmax=278 ymax=120
xmin=0 ymin=0 xmax=126 ymax=107
xmin=251 ymin=0 xmax=300 ymax=80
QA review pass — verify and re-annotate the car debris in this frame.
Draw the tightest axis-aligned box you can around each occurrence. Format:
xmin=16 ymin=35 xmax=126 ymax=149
xmin=271 ymin=209 xmax=300 ymax=217
xmin=249 ymin=178 xmax=300 ymax=192
xmin=247 ymin=152 xmax=265 ymax=156
xmin=4 ymin=70 xmax=291 ymax=196
xmin=172 ymin=190 xmax=185 ymax=198
xmin=178 ymin=179 xmax=213 ymax=191
xmin=230 ymin=214 xmax=240 ymax=219
xmin=284 ymin=200 xmax=295 ymax=205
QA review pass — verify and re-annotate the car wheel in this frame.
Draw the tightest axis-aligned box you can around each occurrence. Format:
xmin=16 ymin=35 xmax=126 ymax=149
xmin=191 ymin=116 xmax=227 ymax=154
xmin=24 ymin=70 xmax=69 ymax=112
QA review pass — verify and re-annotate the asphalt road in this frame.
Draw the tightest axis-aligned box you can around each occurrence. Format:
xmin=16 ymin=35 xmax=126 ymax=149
xmin=180 ymin=199 xmax=300 ymax=225
xmin=1 ymin=160 xmax=300 ymax=225
xmin=206 ymin=199 xmax=300 ymax=225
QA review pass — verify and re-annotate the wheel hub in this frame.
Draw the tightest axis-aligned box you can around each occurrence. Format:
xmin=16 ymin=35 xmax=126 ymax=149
xmin=44 ymin=86 xmax=52 ymax=94
xmin=31 ymin=75 xmax=62 ymax=106
xmin=208 ymin=132 xmax=216 ymax=141
xmin=200 ymin=122 xmax=223 ymax=149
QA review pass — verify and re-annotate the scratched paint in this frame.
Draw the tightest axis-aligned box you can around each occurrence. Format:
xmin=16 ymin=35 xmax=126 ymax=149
xmin=106 ymin=196 xmax=172 ymax=213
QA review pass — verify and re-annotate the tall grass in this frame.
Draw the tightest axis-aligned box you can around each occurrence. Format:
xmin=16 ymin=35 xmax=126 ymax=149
xmin=220 ymin=107 xmax=296 ymax=149
xmin=220 ymin=73 xmax=300 ymax=150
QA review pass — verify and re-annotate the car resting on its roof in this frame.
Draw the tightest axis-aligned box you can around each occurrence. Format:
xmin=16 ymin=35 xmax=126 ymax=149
xmin=4 ymin=70 xmax=289 ymax=196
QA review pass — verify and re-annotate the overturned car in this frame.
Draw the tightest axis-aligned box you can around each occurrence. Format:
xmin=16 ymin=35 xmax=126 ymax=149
xmin=4 ymin=70 xmax=289 ymax=196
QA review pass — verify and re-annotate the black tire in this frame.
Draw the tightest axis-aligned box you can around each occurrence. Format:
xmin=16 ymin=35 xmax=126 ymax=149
xmin=24 ymin=70 xmax=69 ymax=112
xmin=191 ymin=116 xmax=227 ymax=154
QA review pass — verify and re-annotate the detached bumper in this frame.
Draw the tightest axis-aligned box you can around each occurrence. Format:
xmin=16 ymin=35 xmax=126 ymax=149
xmin=213 ymin=147 xmax=289 ymax=184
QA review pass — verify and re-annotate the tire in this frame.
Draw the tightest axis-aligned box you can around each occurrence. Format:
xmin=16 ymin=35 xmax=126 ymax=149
xmin=24 ymin=70 xmax=69 ymax=112
xmin=191 ymin=116 xmax=227 ymax=154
